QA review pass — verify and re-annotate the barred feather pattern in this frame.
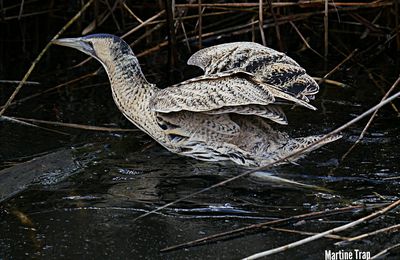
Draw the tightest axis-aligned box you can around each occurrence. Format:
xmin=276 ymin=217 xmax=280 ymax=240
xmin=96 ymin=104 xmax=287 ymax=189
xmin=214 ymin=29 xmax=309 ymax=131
xmin=58 ymin=34 xmax=340 ymax=167
xmin=187 ymin=42 xmax=319 ymax=102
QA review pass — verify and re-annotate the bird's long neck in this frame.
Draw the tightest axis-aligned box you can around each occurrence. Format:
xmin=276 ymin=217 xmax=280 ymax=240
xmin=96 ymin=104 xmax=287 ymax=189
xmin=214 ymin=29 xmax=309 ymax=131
xmin=101 ymin=50 xmax=162 ymax=139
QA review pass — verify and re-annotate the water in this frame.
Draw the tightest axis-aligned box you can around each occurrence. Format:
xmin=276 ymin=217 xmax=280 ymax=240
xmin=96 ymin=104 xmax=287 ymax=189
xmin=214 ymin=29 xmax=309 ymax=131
xmin=1 ymin=39 xmax=400 ymax=259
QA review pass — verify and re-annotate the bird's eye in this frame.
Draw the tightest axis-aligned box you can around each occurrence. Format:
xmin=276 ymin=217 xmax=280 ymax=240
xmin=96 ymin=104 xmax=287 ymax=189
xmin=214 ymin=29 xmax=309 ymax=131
xmin=86 ymin=41 xmax=94 ymax=49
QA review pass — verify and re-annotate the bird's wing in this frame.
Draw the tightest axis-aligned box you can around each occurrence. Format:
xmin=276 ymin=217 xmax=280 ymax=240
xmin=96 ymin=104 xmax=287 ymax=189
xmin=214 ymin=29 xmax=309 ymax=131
xmin=149 ymin=71 xmax=315 ymax=117
xmin=187 ymin=42 xmax=319 ymax=102
xmin=187 ymin=42 xmax=300 ymax=73
xmin=204 ymin=104 xmax=288 ymax=125
xmin=157 ymin=111 xmax=240 ymax=142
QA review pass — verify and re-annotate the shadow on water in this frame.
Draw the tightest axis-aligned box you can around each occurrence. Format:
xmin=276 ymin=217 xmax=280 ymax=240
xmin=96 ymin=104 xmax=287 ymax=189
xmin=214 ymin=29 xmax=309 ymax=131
xmin=1 ymin=8 xmax=400 ymax=260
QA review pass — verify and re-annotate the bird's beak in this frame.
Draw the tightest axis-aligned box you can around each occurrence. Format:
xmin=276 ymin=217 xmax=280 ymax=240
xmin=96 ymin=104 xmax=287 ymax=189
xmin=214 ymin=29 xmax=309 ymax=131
xmin=52 ymin=37 xmax=95 ymax=57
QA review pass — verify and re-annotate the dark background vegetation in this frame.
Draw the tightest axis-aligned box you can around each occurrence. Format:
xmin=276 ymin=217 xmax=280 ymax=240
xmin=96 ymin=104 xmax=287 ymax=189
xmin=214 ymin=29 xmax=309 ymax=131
xmin=0 ymin=1 xmax=399 ymax=259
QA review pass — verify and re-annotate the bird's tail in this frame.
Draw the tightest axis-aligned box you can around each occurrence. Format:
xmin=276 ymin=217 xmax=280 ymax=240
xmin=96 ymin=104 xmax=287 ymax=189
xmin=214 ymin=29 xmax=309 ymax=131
xmin=282 ymin=134 xmax=341 ymax=162
xmin=258 ymin=134 xmax=341 ymax=167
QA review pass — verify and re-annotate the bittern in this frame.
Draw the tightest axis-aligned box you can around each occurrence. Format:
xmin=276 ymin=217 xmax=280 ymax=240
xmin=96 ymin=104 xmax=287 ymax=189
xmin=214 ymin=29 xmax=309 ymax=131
xmin=53 ymin=34 xmax=339 ymax=167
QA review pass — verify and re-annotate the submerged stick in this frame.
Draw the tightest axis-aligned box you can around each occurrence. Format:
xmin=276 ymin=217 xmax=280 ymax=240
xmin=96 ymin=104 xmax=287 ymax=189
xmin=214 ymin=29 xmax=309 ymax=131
xmin=132 ymin=75 xmax=400 ymax=222
xmin=0 ymin=0 xmax=94 ymax=116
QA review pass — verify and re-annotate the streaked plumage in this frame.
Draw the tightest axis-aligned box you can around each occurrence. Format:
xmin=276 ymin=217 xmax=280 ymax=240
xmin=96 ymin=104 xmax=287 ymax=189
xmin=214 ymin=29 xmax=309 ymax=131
xmin=53 ymin=34 xmax=340 ymax=167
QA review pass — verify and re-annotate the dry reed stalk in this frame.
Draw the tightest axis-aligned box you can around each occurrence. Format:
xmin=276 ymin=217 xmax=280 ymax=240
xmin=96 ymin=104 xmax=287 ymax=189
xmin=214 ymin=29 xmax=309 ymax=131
xmin=341 ymin=72 xmax=400 ymax=160
xmin=122 ymin=2 xmax=143 ymax=23
xmin=172 ymin=11 xmax=236 ymax=21
xmin=18 ymin=0 xmax=25 ymax=19
xmin=130 ymin=23 xmax=164 ymax=47
xmin=2 ymin=9 xmax=56 ymax=21
xmin=0 ymin=80 xmax=39 ymax=85
xmin=244 ymin=199 xmax=400 ymax=259
xmin=258 ymin=0 xmax=266 ymax=45
xmin=270 ymin=227 xmax=351 ymax=240
xmin=0 ymin=0 xmax=95 ymax=117
xmin=121 ymin=10 xmax=165 ymax=39
xmin=134 ymin=2 xmax=389 ymax=60
xmin=312 ymin=78 xmax=348 ymax=88
xmin=396 ymin=0 xmax=400 ymax=50
xmin=137 ymin=41 xmax=169 ymax=57
xmin=161 ymin=205 xmax=363 ymax=252
xmin=335 ymin=223 xmax=400 ymax=245
xmin=318 ymin=49 xmax=358 ymax=84
xmin=104 ymin=0 xmax=121 ymax=31
xmin=1 ymin=0 xmax=39 ymax=13
xmin=0 ymin=71 xmax=99 ymax=110
xmin=183 ymin=7 xmax=349 ymax=45
xmin=198 ymin=0 xmax=203 ymax=48
xmin=373 ymin=73 xmax=400 ymax=115
xmin=165 ymin=0 xmax=177 ymax=70
xmin=371 ymin=243 xmax=400 ymax=259
xmin=74 ymin=9 xmax=165 ymax=68
xmin=175 ymin=2 xmax=392 ymax=9
xmin=289 ymin=21 xmax=324 ymax=59
xmin=1 ymin=116 xmax=69 ymax=136
xmin=324 ymin=0 xmax=329 ymax=57
xmin=82 ymin=9 xmax=108 ymax=35
xmin=5 ymin=116 xmax=138 ymax=132
xmin=267 ymin=0 xmax=283 ymax=50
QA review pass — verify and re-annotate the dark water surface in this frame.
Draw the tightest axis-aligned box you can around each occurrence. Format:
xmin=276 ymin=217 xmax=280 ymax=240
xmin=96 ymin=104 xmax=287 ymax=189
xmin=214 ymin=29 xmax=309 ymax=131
xmin=1 ymin=40 xmax=400 ymax=259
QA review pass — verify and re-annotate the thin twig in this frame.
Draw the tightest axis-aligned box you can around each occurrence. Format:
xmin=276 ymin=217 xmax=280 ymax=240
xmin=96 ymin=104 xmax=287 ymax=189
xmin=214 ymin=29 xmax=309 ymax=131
xmin=244 ymin=199 xmax=400 ymax=259
xmin=324 ymin=0 xmax=329 ymax=57
xmin=175 ymin=2 xmax=393 ymax=9
xmin=160 ymin=205 xmax=363 ymax=252
xmin=270 ymin=227 xmax=351 ymax=240
xmin=0 ymin=80 xmax=39 ymax=85
xmin=0 ymin=71 xmax=99 ymax=110
xmin=122 ymin=2 xmax=143 ymax=23
xmin=312 ymin=77 xmax=348 ymax=88
xmin=318 ymin=48 xmax=358 ymax=84
xmin=335 ymin=224 xmax=400 ymax=245
xmin=1 ymin=116 xmax=69 ymax=136
xmin=289 ymin=21 xmax=324 ymax=59
xmin=396 ymin=0 xmax=400 ymax=50
xmin=258 ymin=0 xmax=266 ymax=45
xmin=0 ymin=0 xmax=95 ymax=117
xmin=371 ymin=243 xmax=400 ymax=259
xmin=267 ymin=0 xmax=283 ymax=50
xmin=18 ymin=0 xmax=25 ymax=20
xmin=121 ymin=10 xmax=165 ymax=39
xmin=198 ymin=0 xmax=203 ymax=48
xmin=2 ymin=116 xmax=139 ymax=132
xmin=341 ymin=73 xmax=400 ymax=160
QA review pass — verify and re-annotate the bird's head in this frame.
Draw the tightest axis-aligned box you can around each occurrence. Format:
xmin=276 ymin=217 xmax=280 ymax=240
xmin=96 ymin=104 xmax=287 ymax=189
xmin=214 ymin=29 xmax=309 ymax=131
xmin=52 ymin=34 xmax=133 ymax=67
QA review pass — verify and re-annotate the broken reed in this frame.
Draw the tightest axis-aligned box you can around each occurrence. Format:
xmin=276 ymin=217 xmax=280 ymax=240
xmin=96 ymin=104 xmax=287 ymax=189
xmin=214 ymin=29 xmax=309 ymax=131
xmin=0 ymin=0 xmax=398 ymax=56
